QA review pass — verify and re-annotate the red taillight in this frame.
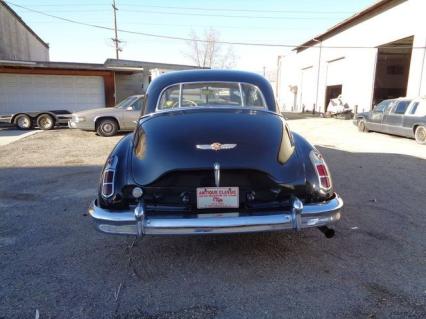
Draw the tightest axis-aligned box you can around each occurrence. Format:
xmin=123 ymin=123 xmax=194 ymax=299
xmin=309 ymin=150 xmax=332 ymax=191
xmin=316 ymin=164 xmax=328 ymax=177
xmin=103 ymin=170 xmax=114 ymax=183
xmin=101 ymin=169 xmax=115 ymax=198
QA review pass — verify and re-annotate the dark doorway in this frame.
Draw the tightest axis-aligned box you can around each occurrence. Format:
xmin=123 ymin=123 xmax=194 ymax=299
xmin=372 ymin=36 xmax=413 ymax=108
xmin=325 ymin=85 xmax=342 ymax=112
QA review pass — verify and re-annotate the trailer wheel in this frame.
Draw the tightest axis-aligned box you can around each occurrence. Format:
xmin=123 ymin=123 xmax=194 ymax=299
xmin=37 ymin=114 xmax=55 ymax=130
xmin=14 ymin=114 xmax=32 ymax=130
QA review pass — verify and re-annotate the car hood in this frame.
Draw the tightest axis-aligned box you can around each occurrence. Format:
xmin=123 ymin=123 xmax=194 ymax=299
xmin=73 ymin=107 xmax=121 ymax=117
xmin=130 ymin=108 xmax=305 ymax=186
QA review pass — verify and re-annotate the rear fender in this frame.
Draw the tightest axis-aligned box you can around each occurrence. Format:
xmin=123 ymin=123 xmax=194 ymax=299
xmin=98 ymin=133 xmax=134 ymax=208
xmin=292 ymin=132 xmax=334 ymax=201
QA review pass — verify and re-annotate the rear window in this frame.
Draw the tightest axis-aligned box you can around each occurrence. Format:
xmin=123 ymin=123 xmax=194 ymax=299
xmin=409 ymin=102 xmax=419 ymax=115
xmin=408 ymin=101 xmax=426 ymax=116
xmin=157 ymin=82 xmax=266 ymax=110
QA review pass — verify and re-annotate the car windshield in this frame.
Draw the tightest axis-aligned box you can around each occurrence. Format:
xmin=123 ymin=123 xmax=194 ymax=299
xmin=158 ymin=82 xmax=266 ymax=110
xmin=115 ymin=96 xmax=139 ymax=109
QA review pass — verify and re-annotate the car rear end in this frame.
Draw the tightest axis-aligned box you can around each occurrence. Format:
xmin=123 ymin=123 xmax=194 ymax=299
xmin=89 ymin=108 xmax=342 ymax=237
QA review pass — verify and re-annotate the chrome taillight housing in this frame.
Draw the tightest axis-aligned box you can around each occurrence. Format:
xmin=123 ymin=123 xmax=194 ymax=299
xmin=101 ymin=169 xmax=115 ymax=198
xmin=101 ymin=155 xmax=118 ymax=198
xmin=309 ymin=149 xmax=332 ymax=192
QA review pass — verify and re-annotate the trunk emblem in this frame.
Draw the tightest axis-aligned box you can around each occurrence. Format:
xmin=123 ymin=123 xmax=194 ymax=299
xmin=196 ymin=143 xmax=237 ymax=151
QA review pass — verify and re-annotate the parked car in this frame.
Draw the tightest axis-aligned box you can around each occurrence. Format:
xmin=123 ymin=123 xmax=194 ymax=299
xmin=68 ymin=95 xmax=144 ymax=137
xmin=88 ymin=70 xmax=343 ymax=239
xmin=0 ymin=110 xmax=72 ymax=130
xmin=354 ymin=97 xmax=426 ymax=144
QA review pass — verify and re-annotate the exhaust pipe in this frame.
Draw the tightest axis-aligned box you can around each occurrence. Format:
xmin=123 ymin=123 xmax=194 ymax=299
xmin=318 ymin=226 xmax=335 ymax=238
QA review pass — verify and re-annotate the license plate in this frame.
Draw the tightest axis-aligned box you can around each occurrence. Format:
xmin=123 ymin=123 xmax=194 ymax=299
xmin=196 ymin=187 xmax=239 ymax=209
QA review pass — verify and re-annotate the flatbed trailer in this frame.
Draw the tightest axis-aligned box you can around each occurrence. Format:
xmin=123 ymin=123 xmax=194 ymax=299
xmin=0 ymin=110 xmax=72 ymax=130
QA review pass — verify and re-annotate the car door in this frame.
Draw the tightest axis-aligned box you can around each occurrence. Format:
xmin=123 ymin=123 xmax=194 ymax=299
xmin=122 ymin=97 xmax=144 ymax=130
xmin=402 ymin=101 xmax=426 ymax=138
xmin=368 ymin=100 xmax=391 ymax=132
xmin=382 ymin=100 xmax=411 ymax=136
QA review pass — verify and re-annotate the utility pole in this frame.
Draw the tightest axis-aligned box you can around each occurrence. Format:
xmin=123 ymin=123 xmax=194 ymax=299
xmin=112 ymin=0 xmax=121 ymax=59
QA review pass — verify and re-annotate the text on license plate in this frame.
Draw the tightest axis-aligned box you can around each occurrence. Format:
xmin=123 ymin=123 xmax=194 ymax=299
xmin=196 ymin=187 xmax=239 ymax=209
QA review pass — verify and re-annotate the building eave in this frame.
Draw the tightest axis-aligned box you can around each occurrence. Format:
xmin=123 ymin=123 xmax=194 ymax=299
xmin=0 ymin=59 xmax=141 ymax=73
xmin=104 ymin=58 xmax=205 ymax=69
xmin=294 ymin=0 xmax=407 ymax=53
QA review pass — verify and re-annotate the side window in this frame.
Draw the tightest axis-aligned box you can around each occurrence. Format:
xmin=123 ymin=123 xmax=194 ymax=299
xmin=131 ymin=98 xmax=143 ymax=111
xmin=158 ymin=85 xmax=180 ymax=109
xmin=392 ymin=101 xmax=410 ymax=114
xmin=409 ymin=102 xmax=419 ymax=115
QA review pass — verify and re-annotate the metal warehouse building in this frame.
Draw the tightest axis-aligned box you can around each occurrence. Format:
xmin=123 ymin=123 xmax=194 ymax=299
xmin=277 ymin=0 xmax=426 ymax=113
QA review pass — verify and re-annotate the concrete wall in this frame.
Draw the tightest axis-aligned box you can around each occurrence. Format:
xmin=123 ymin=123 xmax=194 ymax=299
xmin=278 ymin=0 xmax=426 ymax=113
xmin=0 ymin=3 xmax=49 ymax=61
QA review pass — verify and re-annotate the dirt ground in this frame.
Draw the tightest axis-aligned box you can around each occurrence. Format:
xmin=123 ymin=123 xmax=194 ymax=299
xmin=0 ymin=120 xmax=425 ymax=319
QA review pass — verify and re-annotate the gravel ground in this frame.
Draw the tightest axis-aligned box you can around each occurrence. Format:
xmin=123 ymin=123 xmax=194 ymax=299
xmin=0 ymin=121 xmax=425 ymax=319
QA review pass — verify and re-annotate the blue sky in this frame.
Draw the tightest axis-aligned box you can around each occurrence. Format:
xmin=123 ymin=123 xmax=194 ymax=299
xmin=8 ymin=0 xmax=374 ymax=72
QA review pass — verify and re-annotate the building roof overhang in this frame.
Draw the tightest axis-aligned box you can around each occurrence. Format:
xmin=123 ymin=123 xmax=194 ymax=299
xmin=294 ymin=0 xmax=407 ymax=53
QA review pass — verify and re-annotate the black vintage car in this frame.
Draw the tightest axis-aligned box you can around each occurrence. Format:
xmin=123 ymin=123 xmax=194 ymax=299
xmin=354 ymin=97 xmax=426 ymax=144
xmin=89 ymin=70 xmax=343 ymax=238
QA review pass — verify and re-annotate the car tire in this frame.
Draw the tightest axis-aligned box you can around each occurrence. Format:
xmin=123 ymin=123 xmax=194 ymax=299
xmin=96 ymin=118 xmax=118 ymax=137
xmin=357 ymin=119 xmax=368 ymax=132
xmin=14 ymin=114 xmax=32 ymax=130
xmin=36 ymin=114 xmax=55 ymax=130
xmin=414 ymin=125 xmax=426 ymax=144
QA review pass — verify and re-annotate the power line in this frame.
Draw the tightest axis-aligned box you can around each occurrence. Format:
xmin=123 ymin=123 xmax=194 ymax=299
xmin=118 ymin=9 xmax=335 ymax=20
xmin=13 ymin=7 xmax=346 ymax=20
xmin=10 ymin=2 xmax=355 ymax=14
xmin=4 ymin=1 xmax=426 ymax=50
xmin=117 ymin=4 xmax=353 ymax=15
xmin=27 ymin=21 xmax=316 ymax=31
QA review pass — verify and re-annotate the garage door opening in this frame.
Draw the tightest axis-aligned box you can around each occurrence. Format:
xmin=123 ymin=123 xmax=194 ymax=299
xmin=325 ymin=85 xmax=342 ymax=112
xmin=372 ymin=36 xmax=413 ymax=107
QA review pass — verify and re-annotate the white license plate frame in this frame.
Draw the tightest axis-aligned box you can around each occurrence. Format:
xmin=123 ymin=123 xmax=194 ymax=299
xmin=196 ymin=187 xmax=239 ymax=209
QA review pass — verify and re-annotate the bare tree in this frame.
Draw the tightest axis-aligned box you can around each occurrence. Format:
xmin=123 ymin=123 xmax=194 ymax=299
xmin=184 ymin=28 xmax=237 ymax=69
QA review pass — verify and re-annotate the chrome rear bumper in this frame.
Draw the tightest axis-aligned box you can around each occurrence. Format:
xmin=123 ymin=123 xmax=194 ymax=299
xmin=88 ymin=194 xmax=343 ymax=236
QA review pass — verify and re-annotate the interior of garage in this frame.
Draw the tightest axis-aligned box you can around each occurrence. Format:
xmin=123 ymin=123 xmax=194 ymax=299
xmin=324 ymin=85 xmax=342 ymax=112
xmin=372 ymin=36 xmax=413 ymax=106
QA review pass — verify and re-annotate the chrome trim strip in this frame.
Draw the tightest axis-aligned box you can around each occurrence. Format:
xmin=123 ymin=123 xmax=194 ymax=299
xmin=214 ymin=162 xmax=220 ymax=187
xmin=88 ymin=194 xmax=343 ymax=236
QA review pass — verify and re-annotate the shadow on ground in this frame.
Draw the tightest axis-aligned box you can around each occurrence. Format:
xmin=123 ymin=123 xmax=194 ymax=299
xmin=0 ymin=148 xmax=425 ymax=318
